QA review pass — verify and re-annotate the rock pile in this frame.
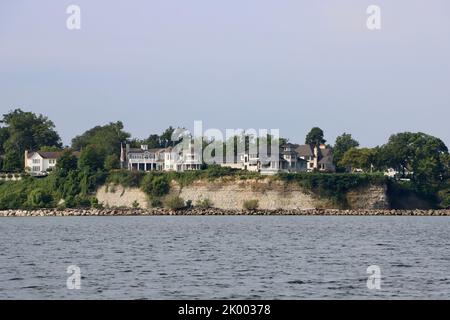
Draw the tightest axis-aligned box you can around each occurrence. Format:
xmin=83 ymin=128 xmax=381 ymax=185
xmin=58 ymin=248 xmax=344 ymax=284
xmin=1 ymin=208 xmax=449 ymax=217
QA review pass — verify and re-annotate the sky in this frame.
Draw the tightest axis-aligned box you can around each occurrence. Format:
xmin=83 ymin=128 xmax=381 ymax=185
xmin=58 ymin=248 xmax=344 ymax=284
xmin=0 ymin=0 xmax=449 ymax=147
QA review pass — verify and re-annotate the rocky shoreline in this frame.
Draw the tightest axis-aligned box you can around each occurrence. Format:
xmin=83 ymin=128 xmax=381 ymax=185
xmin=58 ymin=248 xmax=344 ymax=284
xmin=1 ymin=208 xmax=449 ymax=217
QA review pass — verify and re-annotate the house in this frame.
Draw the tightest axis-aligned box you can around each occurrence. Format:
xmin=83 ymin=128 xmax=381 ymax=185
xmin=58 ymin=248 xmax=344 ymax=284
xmin=295 ymin=143 xmax=335 ymax=172
xmin=121 ymin=143 xmax=202 ymax=172
xmin=220 ymin=143 xmax=308 ymax=175
xmin=24 ymin=150 xmax=79 ymax=176
xmin=384 ymin=167 xmax=412 ymax=181
xmin=220 ymin=142 xmax=334 ymax=174
xmin=121 ymin=144 xmax=166 ymax=171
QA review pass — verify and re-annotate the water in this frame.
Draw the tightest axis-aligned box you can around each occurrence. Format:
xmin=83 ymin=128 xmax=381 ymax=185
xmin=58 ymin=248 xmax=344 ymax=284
xmin=0 ymin=216 xmax=449 ymax=299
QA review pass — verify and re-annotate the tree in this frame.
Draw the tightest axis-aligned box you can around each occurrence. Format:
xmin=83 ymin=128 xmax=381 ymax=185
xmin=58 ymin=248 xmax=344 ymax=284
xmin=104 ymin=154 xmax=120 ymax=171
xmin=160 ymin=126 xmax=175 ymax=147
xmin=0 ymin=109 xmax=62 ymax=170
xmin=339 ymin=148 xmax=378 ymax=172
xmin=145 ymin=134 xmax=161 ymax=148
xmin=0 ymin=127 xmax=9 ymax=154
xmin=333 ymin=133 xmax=360 ymax=172
xmin=27 ymin=188 xmax=54 ymax=208
xmin=379 ymin=132 xmax=448 ymax=183
xmin=56 ymin=149 xmax=78 ymax=174
xmin=78 ymin=145 xmax=105 ymax=172
xmin=71 ymin=121 xmax=130 ymax=157
xmin=305 ymin=127 xmax=326 ymax=147
xmin=2 ymin=147 xmax=21 ymax=171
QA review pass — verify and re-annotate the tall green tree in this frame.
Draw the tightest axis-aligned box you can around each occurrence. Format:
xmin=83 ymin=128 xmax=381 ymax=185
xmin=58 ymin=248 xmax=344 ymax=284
xmin=305 ymin=127 xmax=326 ymax=147
xmin=55 ymin=149 xmax=78 ymax=175
xmin=71 ymin=121 xmax=130 ymax=157
xmin=160 ymin=126 xmax=175 ymax=147
xmin=0 ymin=109 xmax=61 ymax=170
xmin=379 ymin=132 xmax=448 ymax=184
xmin=145 ymin=134 xmax=161 ymax=148
xmin=104 ymin=154 xmax=120 ymax=171
xmin=0 ymin=127 xmax=9 ymax=154
xmin=78 ymin=145 xmax=105 ymax=172
xmin=333 ymin=133 xmax=360 ymax=172
xmin=339 ymin=148 xmax=378 ymax=172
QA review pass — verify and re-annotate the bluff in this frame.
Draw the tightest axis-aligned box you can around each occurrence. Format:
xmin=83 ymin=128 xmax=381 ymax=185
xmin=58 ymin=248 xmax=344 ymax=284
xmin=96 ymin=178 xmax=389 ymax=210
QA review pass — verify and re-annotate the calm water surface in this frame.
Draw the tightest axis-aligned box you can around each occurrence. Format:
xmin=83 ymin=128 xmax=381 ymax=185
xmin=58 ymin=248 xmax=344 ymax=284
xmin=0 ymin=216 xmax=449 ymax=299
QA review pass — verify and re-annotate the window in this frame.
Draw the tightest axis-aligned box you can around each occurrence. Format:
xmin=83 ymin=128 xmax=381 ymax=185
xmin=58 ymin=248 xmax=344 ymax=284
xmin=49 ymin=159 xmax=56 ymax=164
xmin=32 ymin=166 xmax=41 ymax=171
xmin=32 ymin=159 xmax=40 ymax=164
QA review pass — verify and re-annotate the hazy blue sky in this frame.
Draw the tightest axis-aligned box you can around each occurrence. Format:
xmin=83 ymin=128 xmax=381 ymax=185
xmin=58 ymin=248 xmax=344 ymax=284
xmin=1 ymin=0 xmax=449 ymax=147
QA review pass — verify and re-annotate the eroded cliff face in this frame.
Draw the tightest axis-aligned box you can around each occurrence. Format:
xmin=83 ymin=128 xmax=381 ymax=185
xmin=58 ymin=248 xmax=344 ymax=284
xmin=96 ymin=185 xmax=149 ymax=209
xmin=346 ymin=184 xmax=389 ymax=209
xmin=96 ymin=178 xmax=389 ymax=210
xmin=172 ymin=179 xmax=321 ymax=210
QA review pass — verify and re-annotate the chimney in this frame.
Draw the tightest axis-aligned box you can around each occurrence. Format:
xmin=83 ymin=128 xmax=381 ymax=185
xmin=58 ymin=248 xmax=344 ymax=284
xmin=141 ymin=145 xmax=148 ymax=151
xmin=319 ymin=143 xmax=326 ymax=149
xmin=313 ymin=146 xmax=318 ymax=169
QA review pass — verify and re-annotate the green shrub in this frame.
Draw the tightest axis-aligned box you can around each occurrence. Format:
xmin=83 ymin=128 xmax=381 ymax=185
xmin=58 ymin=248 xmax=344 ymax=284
xmin=196 ymin=198 xmax=212 ymax=208
xmin=104 ymin=154 xmax=120 ymax=171
xmin=243 ymin=199 xmax=259 ymax=210
xmin=27 ymin=188 xmax=54 ymax=208
xmin=141 ymin=174 xmax=170 ymax=196
xmin=278 ymin=172 xmax=387 ymax=207
xmin=165 ymin=196 xmax=185 ymax=210
xmin=132 ymin=200 xmax=140 ymax=208
xmin=0 ymin=190 xmax=27 ymax=209
xmin=437 ymin=181 xmax=450 ymax=208
xmin=91 ymin=197 xmax=103 ymax=209
xmin=107 ymin=170 xmax=144 ymax=188
xmin=73 ymin=195 xmax=92 ymax=208
xmin=150 ymin=197 xmax=163 ymax=208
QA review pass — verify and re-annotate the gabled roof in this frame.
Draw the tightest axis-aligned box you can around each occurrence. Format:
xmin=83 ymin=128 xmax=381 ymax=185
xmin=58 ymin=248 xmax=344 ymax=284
xmin=318 ymin=155 xmax=333 ymax=164
xmin=27 ymin=150 xmax=80 ymax=159
xmin=295 ymin=144 xmax=314 ymax=157
xmin=128 ymin=148 xmax=166 ymax=154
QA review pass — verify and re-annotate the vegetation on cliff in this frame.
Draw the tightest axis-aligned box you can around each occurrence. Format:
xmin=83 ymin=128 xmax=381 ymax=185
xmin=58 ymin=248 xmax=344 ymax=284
xmin=0 ymin=109 xmax=449 ymax=209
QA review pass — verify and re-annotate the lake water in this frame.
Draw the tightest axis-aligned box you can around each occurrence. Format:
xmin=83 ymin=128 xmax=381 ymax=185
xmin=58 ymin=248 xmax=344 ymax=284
xmin=0 ymin=216 xmax=449 ymax=299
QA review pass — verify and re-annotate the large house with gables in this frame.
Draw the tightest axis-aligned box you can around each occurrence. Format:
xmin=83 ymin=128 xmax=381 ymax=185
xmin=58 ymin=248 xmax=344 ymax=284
xmin=121 ymin=143 xmax=202 ymax=172
xmin=24 ymin=150 xmax=80 ymax=176
xmin=221 ymin=143 xmax=335 ymax=175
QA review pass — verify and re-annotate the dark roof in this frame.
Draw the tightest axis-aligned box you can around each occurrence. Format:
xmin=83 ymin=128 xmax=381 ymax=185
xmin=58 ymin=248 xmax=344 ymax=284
xmin=319 ymin=148 xmax=332 ymax=157
xmin=281 ymin=150 xmax=298 ymax=155
xmin=295 ymin=144 xmax=314 ymax=157
xmin=28 ymin=150 xmax=80 ymax=159
xmin=128 ymin=148 xmax=166 ymax=154
xmin=281 ymin=143 xmax=298 ymax=148
xmin=318 ymin=155 xmax=333 ymax=164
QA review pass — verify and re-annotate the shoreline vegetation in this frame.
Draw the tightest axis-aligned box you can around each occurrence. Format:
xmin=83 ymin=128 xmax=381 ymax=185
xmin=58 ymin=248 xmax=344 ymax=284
xmin=0 ymin=109 xmax=449 ymax=211
xmin=2 ymin=208 xmax=450 ymax=217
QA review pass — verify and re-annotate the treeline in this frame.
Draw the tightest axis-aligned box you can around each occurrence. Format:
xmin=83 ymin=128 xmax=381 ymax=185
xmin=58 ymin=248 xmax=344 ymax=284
xmin=0 ymin=109 xmax=449 ymax=208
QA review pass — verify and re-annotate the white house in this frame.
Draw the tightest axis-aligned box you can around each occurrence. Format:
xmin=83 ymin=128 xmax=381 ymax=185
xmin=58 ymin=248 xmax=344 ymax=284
xmin=24 ymin=150 xmax=73 ymax=176
xmin=219 ymin=143 xmax=309 ymax=175
xmin=121 ymin=143 xmax=202 ymax=172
